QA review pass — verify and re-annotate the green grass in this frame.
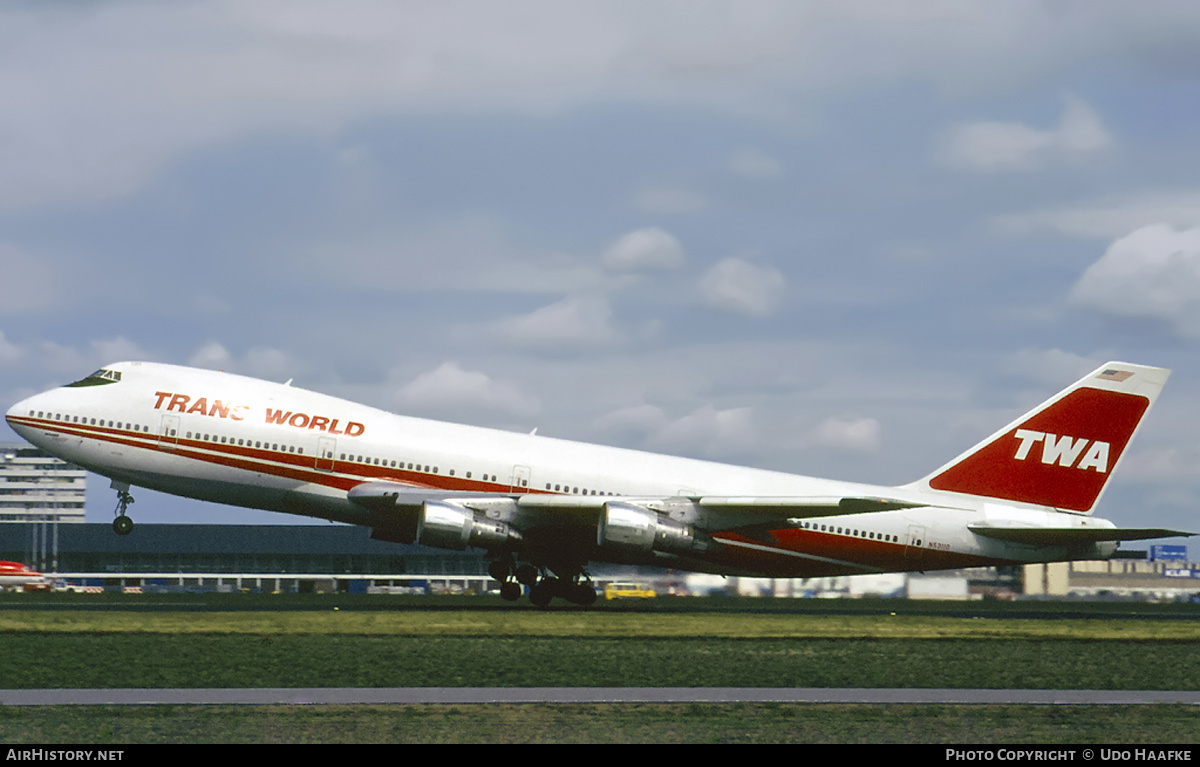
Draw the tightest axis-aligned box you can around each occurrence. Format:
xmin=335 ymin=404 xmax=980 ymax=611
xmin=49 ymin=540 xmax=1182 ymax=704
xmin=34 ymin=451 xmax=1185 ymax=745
xmin=2 ymin=598 xmax=1200 ymax=689
xmin=3 ymin=595 xmax=1200 ymax=742
xmin=4 ymin=595 xmax=1200 ymax=640
xmin=2 ymin=634 xmax=1199 ymax=689
xmin=2 ymin=704 xmax=1199 ymax=744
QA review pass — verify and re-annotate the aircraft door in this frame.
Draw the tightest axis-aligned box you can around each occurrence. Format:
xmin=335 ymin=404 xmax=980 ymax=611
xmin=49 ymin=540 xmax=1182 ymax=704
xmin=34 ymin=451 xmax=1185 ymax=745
xmin=904 ymin=524 xmax=927 ymax=563
xmin=317 ymin=437 xmax=336 ymax=470
xmin=510 ymin=464 xmax=531 ymax=492
xmin=157 ymin=415 xmax=180 ymax=450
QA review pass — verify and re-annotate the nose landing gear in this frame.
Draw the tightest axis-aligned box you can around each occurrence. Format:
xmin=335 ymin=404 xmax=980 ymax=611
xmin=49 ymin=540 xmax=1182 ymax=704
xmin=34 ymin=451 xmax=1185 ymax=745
xmin=111 ymin=481 xmax=135 ymax=536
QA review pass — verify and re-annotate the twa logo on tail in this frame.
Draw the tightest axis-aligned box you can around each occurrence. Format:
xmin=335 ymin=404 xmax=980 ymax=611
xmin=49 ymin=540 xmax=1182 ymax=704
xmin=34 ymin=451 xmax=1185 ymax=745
xmin=1012 ymin=430 xmax=1110 ymax=473
xmin=917 ymin=362 xmax=1168 ymax=512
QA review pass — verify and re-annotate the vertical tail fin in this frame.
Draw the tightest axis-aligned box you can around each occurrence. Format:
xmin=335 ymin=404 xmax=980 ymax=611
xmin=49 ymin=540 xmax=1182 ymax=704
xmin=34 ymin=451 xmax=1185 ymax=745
xmin=910 ymin=362 xmax=1169 ymax=513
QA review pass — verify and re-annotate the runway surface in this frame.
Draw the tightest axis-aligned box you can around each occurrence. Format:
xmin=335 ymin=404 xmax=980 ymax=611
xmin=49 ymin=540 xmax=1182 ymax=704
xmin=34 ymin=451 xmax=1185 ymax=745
xmin=4 ymin=688 xmax=1200 ymax=705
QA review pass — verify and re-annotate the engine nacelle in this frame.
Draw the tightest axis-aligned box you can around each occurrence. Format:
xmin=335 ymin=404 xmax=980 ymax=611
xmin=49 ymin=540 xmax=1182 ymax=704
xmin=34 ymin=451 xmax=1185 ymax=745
xmin=597 ymin=502 xmax=696 ymax=556
xmin=416 ymin=501 xmax=520 ymax=551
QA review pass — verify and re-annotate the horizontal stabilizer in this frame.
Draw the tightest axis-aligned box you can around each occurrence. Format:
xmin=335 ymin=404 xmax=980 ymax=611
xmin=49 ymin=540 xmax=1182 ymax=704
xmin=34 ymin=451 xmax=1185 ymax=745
xmin=969 ymin=525 xmax=1192 ymax=546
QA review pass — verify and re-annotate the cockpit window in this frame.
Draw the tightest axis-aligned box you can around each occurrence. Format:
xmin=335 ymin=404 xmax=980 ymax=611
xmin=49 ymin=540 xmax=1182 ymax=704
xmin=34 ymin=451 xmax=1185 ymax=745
xmin=64 ymin=368 xmax=123 ymax=387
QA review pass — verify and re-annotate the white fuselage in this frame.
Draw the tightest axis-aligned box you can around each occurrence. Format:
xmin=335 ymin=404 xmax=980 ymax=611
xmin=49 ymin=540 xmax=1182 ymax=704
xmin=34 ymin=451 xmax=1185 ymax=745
xmin=5 ymin=361 xmax=1126 ymax=578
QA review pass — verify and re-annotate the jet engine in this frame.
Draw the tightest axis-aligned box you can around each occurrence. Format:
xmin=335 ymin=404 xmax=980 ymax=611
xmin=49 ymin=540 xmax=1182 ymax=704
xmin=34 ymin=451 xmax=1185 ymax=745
xmin=596 ymin=502 xmax=698 ymax=556
xmin=416 ymin=501 xmax=521 ymax=551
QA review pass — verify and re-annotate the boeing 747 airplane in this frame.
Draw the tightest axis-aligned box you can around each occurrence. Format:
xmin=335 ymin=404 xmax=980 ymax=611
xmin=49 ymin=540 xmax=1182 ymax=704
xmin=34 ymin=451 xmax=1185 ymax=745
xmin=5 ymin=360 xmax=1190 ymax=605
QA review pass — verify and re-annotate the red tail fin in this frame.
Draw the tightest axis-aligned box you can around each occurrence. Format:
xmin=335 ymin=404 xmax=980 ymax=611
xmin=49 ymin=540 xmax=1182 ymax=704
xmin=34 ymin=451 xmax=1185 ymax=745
xmin=912 ymin=362 xmax=1168 ymax=513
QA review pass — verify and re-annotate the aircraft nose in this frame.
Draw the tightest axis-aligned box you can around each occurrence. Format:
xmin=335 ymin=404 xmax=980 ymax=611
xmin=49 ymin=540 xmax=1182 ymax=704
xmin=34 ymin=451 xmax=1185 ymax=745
xmin=6 ymin=394 xmax=40 ymax=432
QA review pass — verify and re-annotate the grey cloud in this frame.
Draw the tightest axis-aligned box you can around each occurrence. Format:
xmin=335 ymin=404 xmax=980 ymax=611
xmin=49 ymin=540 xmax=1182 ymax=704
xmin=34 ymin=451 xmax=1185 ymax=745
xmin=699 ymin=258 xmax=785 ymax=317
xmin=1070 ymin=224 xmax=1200 ymax=338
xmin=602 ymin=227 xmax=685 ymax=271
xmin=935 ymin=96 xmax=1112 ymax=173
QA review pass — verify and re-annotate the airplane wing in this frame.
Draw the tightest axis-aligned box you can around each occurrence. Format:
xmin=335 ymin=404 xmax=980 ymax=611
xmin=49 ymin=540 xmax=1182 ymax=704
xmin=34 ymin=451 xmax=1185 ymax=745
xmin=348 ymin=483 xmax=1194 ymax=545
xmin=349 ymin=481 xmax=925 ymax=520
xmin=969 ymin=525 xmax=1193 ymax=545
xmin=347 ymin=480 xmax=929 ymax=551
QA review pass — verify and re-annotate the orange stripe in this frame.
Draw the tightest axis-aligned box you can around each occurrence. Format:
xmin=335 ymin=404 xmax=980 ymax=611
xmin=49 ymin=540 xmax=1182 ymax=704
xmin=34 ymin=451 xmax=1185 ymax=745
xmin=7 ymin=415 xmax=550 ymax=497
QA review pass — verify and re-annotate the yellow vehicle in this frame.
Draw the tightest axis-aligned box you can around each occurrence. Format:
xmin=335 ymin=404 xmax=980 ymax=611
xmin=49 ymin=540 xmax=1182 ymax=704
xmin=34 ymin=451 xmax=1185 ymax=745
xmin=604 ymin=582 xmax=656 ymax=600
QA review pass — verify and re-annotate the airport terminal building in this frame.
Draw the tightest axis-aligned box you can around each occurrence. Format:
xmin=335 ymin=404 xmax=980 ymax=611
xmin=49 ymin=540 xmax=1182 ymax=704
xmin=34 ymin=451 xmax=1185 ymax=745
xmin=0 ymin=521 xmax=672 ymax=595
xmin=0 ymin=522 xmax=502 ymax=594
xmin=0 ymin=442 xmax=86 ymax=524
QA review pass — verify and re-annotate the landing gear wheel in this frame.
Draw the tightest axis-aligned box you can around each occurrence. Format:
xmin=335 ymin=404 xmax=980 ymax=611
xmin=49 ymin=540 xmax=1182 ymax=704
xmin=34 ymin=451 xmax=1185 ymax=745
xmin=514 ymin=563 xmax=538 ymax=586
xmin=528 ymin=578 xmax=556 ymax=608
xmin=112 ymin=486 xmax=136 ymax=536
xmin=499 ymin=581 xmax=522 ymax=601
xmin=113 ymin=515 xmax=134 ymax=536
xmin=488 ymin=558 xmax=512 ymax=582
xmin=569 ymin=582 xmax=598 ymax=606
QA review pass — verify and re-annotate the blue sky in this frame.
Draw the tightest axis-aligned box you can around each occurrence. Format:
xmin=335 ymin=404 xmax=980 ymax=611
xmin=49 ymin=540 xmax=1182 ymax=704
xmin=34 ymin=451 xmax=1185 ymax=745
xmin=2 ymin=2 xmax=1199 ymax=539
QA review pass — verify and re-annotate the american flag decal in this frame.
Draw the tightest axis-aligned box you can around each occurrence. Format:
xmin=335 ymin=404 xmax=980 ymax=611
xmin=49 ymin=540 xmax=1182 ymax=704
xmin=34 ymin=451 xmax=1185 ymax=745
xmin=1096 ymin=369 xmax=1133 ymax=382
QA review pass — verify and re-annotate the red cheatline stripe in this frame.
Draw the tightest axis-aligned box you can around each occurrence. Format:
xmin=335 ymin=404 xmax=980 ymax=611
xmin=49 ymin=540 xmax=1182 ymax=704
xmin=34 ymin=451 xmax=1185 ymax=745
xmin=6 ymin=415 xmax=530 ymax=496
xmin=716 ymin=528 xmax=1018 ymax=571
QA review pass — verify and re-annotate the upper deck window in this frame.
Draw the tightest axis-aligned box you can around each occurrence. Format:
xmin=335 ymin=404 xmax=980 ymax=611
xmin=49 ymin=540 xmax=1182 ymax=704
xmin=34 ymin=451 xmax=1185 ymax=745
xmin=65 ymin=368 xmax=123 ymax=387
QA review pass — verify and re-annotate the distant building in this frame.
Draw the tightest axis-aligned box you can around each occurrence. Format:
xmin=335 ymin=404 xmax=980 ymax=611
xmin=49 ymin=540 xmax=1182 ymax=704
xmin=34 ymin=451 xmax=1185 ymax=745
xmin=0 ymin=443 xmax=86 ymax=523
xmin=1025 ymin=558 xmax=1200 ymax=600
xmin=0 ymin=522 xmax=666 ymax=595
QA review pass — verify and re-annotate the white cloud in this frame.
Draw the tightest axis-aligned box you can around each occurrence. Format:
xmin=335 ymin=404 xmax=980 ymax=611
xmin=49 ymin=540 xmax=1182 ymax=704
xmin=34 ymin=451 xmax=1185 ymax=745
xmin=189 ymin=342 xmax=234 ymax=370
xmin=1070 ymin=224 xmax=1200 ymax=337
xmin=727 ymin=148 xmax=782 ymax=177
xmin=3 ymin=4 xmax=1196 ymax=210
xmin=490 ymin=296 xmax=621 ymax=351
xmin=699 ymin=258 xmax=786 ymax=316
xmin=601 ymin=227 xmax=685 ymax=271
xmin=936 ymin=95 xmax=1112 ymax=173
xmin=647 ymin=405 xmax=757 ymax=458
xmin=188 ymin=342 xmax=298 ymax=379
xmin=807 ymin=417 xmax=882 ymax=453
xmin=396 ymin=361 xmax=539 ymax=418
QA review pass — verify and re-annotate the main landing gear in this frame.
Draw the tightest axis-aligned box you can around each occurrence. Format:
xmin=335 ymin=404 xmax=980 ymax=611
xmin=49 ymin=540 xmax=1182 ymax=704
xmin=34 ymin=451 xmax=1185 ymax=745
xmin=111 ymin=481 xmax=135 ymax=536
xmin=488 ymin=556 xmax=598 ymax=608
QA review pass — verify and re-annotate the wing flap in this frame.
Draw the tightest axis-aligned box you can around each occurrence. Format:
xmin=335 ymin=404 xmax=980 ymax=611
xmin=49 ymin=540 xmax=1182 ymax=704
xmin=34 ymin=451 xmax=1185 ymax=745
xmin=697 ymin=495 xmax=928 ymax=517
xmin=347 ymin=481 xmax=486 ymax=510
xmin=969 ymin=524 xmax=1193 ymax=545
xmin=350 ymin=482 xmax=928 ymax=519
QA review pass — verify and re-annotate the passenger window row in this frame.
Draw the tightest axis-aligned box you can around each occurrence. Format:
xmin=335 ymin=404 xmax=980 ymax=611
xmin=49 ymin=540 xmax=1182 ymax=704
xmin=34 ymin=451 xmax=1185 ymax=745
xmin=185 ymin=432 xmax=303 ymax=455
xmin=800 ymin=520 xmax=897 ymax=543
xmin=544 ymin=483 xmax=616 ymax=496
xmin=34 ymin=411 xmax=147 ymax=433
xmin=32 ymin=409 xmax=614 ymax=496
